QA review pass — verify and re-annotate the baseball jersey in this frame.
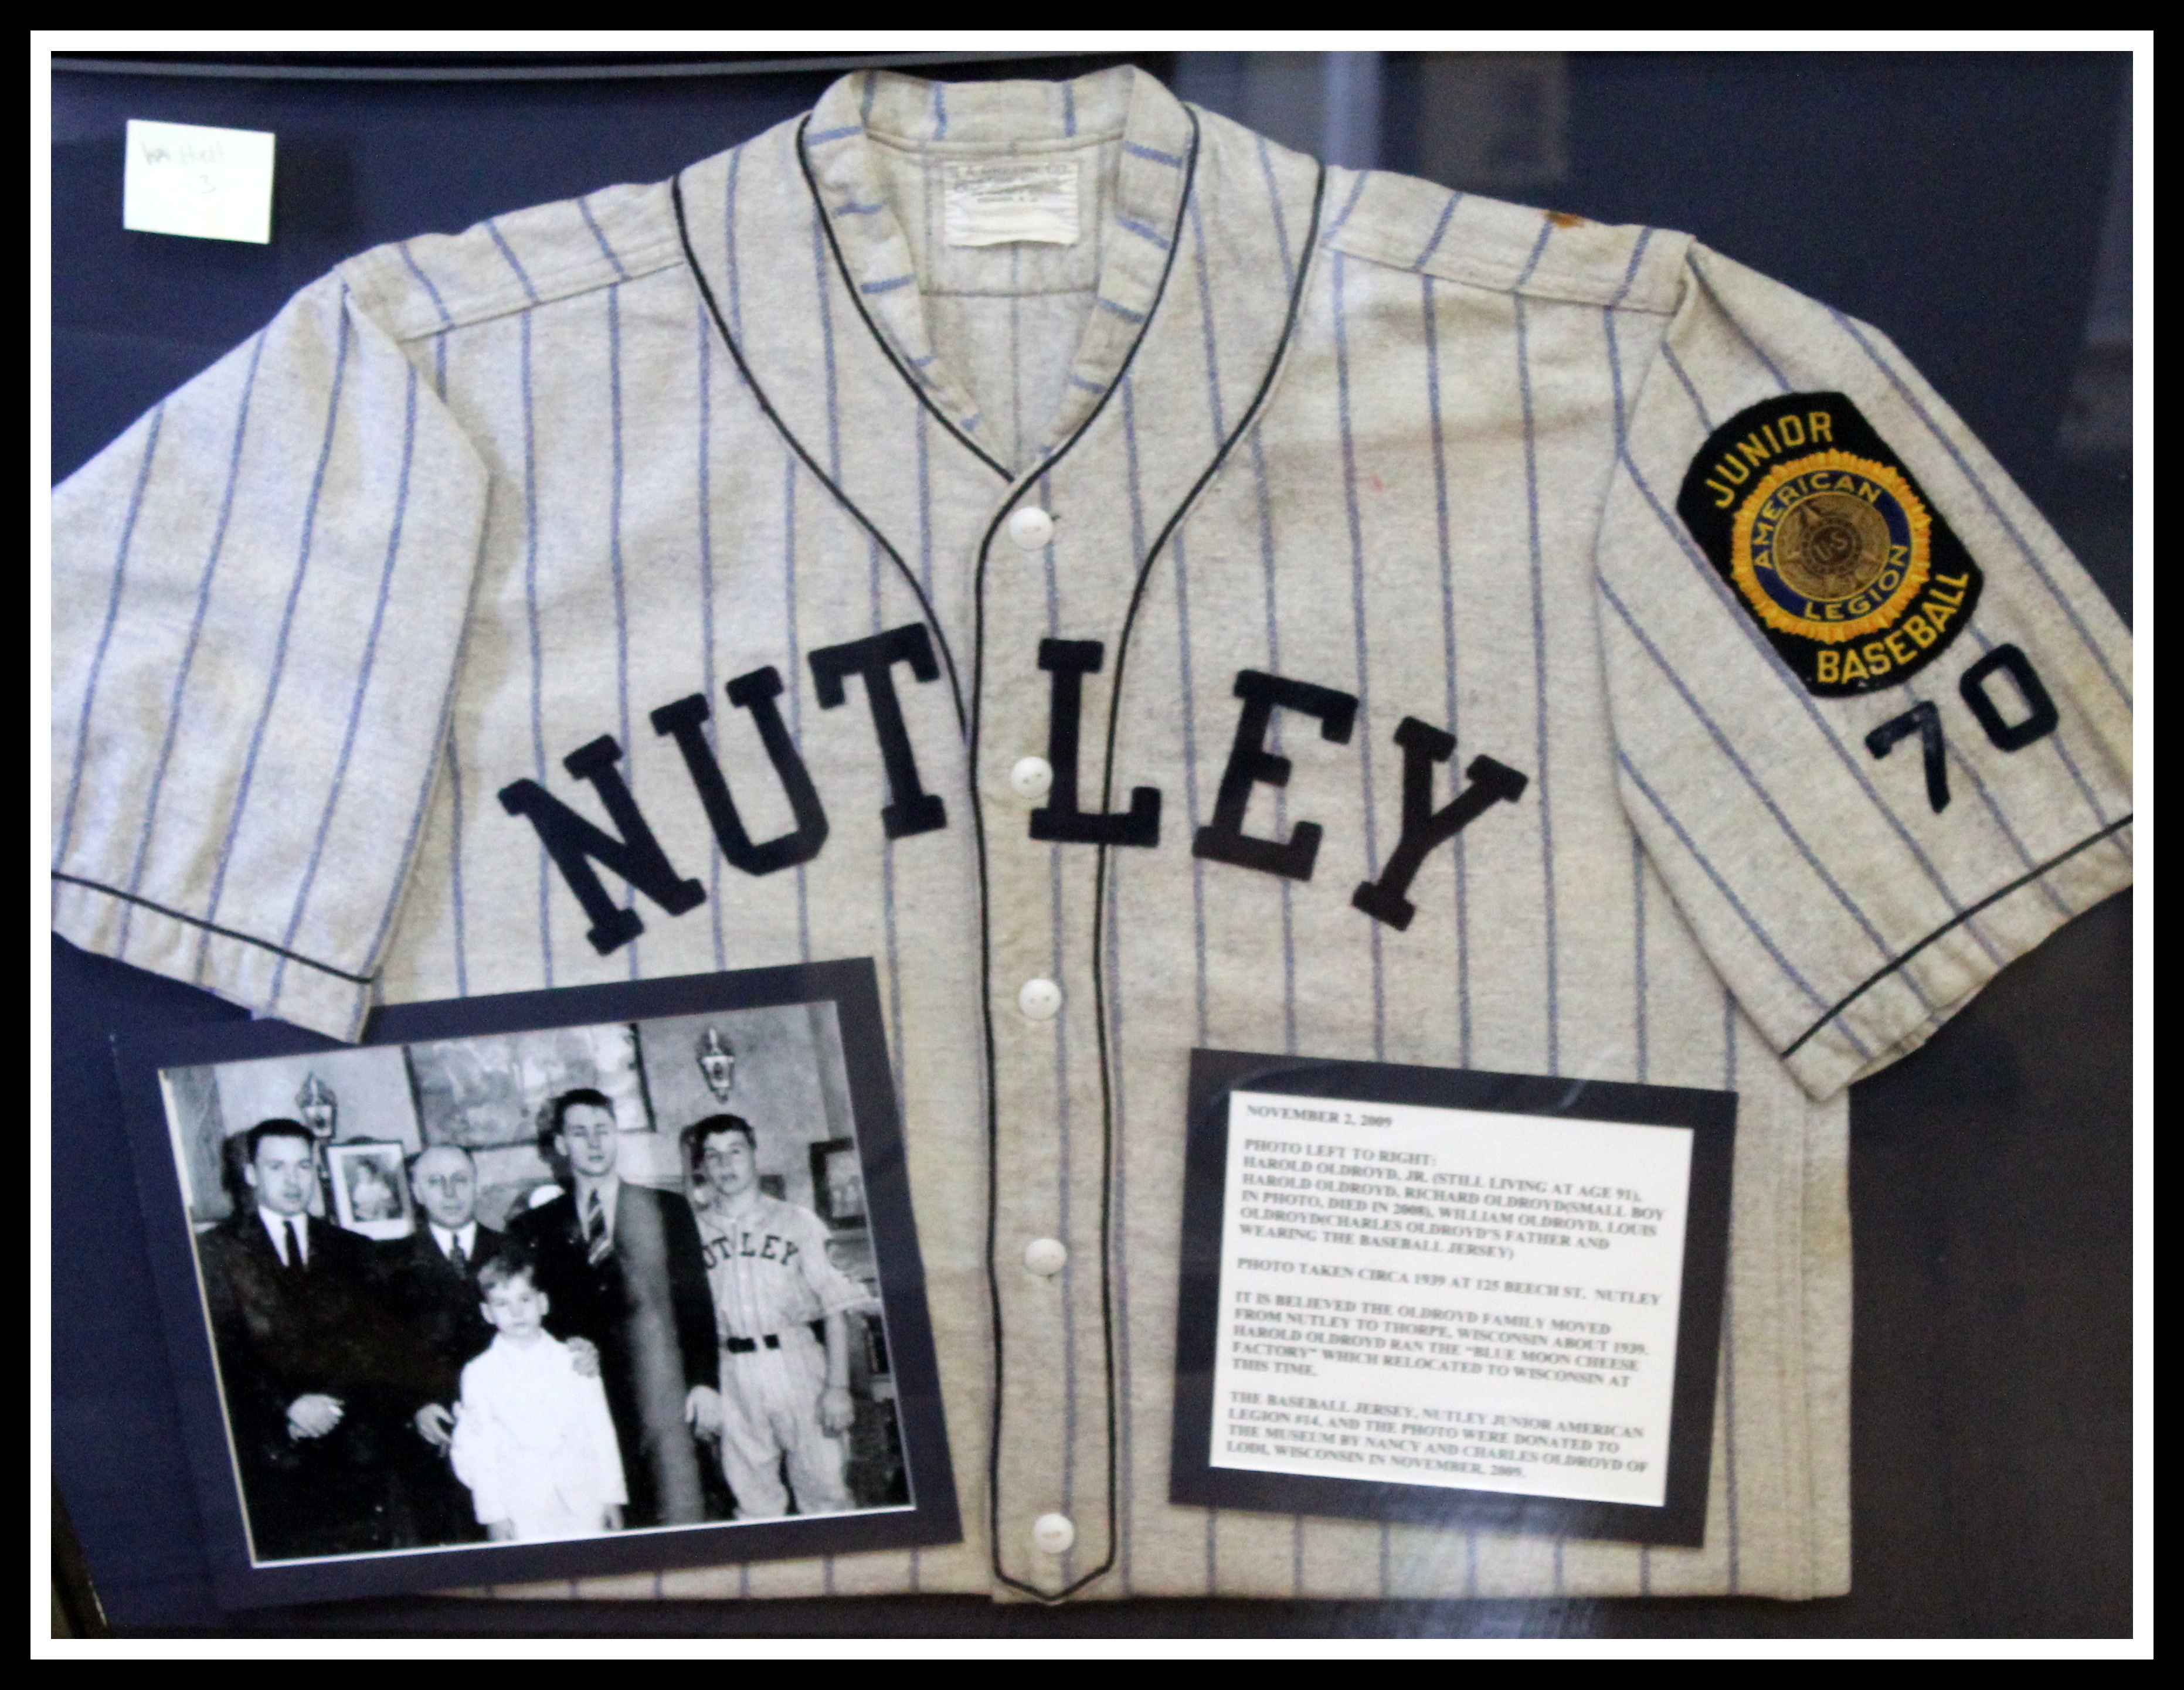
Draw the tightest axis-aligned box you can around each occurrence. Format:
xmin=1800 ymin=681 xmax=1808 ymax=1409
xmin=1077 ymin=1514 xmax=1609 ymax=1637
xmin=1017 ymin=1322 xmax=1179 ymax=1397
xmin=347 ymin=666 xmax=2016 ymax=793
xmin=695 ymin=1192 xmax=867 ymax=1340
xmin=51 ymin=67 xmax=2132 ymax=1603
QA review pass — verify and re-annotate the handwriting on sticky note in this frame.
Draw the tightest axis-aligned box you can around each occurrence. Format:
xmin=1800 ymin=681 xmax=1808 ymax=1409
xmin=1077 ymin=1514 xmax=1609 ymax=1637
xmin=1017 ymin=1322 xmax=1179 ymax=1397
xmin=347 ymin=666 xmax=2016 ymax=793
xmin=123 ymin=119 xmax=276 ymax=244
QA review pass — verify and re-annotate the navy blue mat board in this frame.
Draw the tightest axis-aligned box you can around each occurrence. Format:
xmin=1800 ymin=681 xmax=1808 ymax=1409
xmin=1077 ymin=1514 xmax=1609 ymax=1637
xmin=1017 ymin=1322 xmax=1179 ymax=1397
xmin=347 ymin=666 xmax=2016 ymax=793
xmin=49 ymin=50 xmax=2132 ymax=1637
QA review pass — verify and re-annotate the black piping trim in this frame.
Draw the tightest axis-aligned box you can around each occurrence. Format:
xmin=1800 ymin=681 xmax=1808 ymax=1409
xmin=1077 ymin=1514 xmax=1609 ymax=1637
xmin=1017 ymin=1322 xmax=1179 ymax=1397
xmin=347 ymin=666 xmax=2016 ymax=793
xmin=1079 ymin=162 xmax=1319 ymax=1598
xmin=52 ymin=871 xmax=376 ymax=985
xmin=671 ymin=174 xmax=968 ymax=739
xmin=796 ymin=114 xmax=1014 ymax=482
xmin=1779 ymin=812 xmax=2133 ymax=1060
xmin=970 ymin=103 xmax=1206 ymax=1606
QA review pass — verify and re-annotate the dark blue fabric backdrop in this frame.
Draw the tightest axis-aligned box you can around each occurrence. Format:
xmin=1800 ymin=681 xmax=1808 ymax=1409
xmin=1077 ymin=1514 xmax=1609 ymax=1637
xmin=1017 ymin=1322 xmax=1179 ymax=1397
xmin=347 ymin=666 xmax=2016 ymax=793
xmin=50 ymin=52 xmax=2131 ymax=1635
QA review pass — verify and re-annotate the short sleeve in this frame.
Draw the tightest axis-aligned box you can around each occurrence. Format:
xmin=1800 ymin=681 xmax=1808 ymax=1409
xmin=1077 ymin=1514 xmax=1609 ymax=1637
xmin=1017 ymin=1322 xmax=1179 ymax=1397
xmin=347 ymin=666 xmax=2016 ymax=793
xmin=50 ymin=274 xmax=490 ymax=1040
xmin=1598 ymin=243 xmax=2132 ymax=1100
xmin=796 ymin=1208 xmax=870 ymax=1317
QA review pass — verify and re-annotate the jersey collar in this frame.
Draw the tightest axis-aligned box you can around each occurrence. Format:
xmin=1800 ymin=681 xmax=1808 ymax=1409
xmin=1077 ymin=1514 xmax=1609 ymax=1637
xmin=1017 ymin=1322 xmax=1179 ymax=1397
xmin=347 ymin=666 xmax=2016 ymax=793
xmin=798 ymin=66 xmax=1199 ymax=478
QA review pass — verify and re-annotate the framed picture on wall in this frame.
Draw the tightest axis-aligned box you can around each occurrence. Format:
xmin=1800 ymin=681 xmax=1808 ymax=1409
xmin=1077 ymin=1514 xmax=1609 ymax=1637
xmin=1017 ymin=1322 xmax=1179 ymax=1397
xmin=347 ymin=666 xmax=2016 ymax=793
xmin=324 ymin=1141 xmax=415 ymax=1239
xmin=809 ymin=1137 xmax=867 ymax=1229
xmin=114 ymin=960 xmax=957 ymax=1609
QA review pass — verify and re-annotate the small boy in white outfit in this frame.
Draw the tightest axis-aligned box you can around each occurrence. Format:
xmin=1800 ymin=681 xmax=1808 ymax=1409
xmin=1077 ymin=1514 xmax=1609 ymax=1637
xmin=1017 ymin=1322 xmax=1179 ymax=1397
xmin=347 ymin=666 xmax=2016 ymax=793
xmin=450 ymin=1245 xmax=627 ymax=1543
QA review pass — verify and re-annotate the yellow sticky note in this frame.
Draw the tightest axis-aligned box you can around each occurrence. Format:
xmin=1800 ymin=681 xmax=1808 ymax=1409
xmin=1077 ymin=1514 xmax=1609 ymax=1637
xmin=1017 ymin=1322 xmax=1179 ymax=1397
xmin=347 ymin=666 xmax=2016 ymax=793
xmin=122 ymin=118 xmax=276 ymax=244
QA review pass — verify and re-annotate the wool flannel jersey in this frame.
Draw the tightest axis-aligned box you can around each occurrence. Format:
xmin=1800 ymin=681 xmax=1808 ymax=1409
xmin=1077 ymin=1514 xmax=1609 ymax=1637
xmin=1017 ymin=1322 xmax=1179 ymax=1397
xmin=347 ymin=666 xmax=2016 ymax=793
xmin=52 ymin=67 xmax=2132 ymax=1603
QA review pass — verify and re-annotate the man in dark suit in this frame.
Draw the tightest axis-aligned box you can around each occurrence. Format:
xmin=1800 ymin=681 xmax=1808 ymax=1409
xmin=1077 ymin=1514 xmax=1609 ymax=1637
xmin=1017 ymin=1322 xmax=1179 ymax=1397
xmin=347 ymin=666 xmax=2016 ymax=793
xmin=195 ymin=1119 xmax=444 ymax=1562
xmin=506 ymin=1089 xmax=724 ymax=1527
xmin=371 ymin=1143 xmax=506 ymax=1545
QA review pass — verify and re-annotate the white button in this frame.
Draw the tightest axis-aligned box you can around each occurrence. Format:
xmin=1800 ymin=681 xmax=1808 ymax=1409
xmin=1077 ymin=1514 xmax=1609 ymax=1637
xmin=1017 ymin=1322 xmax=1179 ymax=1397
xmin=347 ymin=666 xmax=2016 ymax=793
xmin=1031 ymin=1512 xmax=1076 ymax=1555
xmin=1007 ymin=505 xmax=1055 ymax=550
xmin=1023 ymin=1237 xmax=1068 ymax=1277
xmin=1010 ymin=756 xmax=1054 ymax=801
xmin=1017 ymin=978 xmax=1063 ymax=1021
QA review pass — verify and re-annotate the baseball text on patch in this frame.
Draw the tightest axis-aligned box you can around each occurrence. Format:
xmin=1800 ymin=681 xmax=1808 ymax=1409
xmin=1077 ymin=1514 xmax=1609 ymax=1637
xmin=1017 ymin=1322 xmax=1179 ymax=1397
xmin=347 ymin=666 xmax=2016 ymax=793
xmin=1676 ymin=393 xmax=1982 ymax=696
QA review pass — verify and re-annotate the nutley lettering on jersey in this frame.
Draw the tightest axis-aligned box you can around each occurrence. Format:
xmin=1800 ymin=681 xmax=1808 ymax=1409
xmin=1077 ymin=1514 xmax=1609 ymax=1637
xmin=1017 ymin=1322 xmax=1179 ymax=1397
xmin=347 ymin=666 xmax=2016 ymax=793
xmin=497 ymin=627 xmax=1530 ymax=957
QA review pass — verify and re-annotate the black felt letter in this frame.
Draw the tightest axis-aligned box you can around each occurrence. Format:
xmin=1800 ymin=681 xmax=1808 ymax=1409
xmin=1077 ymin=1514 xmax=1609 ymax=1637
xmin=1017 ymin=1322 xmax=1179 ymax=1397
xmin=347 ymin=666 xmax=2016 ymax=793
xmin=498 ymin=736 xmax=706 ymax=954
xmin=1028 ymin=638 xmax=1160 ymax=847
xmin=651 ymin=665 xmax=829 ymax=875
xmin=809 ymin=624 xmax=948 ymax=839
xmin=1864 ymin=699 xmax=1951 ymax=813
xmin=1191 ymin=669 xmax=1358 ymax=882
xmin=1959 ymin=644 xmax=2060 ymax=752
xmin=1351 ymin=718 xmax=1529 ymax=930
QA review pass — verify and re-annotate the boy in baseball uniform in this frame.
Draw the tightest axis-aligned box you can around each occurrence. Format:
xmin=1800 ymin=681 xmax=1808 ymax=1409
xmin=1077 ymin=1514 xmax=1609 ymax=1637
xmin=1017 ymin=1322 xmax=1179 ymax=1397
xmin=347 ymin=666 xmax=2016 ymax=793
xmin=451 ymin=1245 xmax=628 ymax=1543
xmin=687 ymin=1115 xmax=869 ymax=1519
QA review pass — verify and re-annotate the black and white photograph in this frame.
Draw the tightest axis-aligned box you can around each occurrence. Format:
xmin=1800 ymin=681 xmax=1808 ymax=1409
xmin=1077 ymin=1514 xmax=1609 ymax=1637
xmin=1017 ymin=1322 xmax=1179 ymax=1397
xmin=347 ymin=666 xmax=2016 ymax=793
xmin=117 ymin=963 xmax=957 ymax=1607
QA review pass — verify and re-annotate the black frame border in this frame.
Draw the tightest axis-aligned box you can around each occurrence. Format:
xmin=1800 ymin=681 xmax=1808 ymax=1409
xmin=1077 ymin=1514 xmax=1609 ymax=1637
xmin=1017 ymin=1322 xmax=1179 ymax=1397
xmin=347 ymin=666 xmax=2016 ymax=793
xmin=114 ymin=960 xmax=960 ymax=1609
xmin=1170 ymin=1049 xmax=1736 ymax=1549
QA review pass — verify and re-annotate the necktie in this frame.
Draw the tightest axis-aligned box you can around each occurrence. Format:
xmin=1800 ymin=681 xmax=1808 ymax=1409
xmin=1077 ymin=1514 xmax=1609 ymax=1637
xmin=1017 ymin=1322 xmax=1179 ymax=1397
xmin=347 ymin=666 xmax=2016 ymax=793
xmin=585 ymin=1191 xmax=610 ymax=1266
xmin=448 ymin=1236 xmax=467 ymax=1277
xmin=288 ymin=1217 xmax=307 ymax=1271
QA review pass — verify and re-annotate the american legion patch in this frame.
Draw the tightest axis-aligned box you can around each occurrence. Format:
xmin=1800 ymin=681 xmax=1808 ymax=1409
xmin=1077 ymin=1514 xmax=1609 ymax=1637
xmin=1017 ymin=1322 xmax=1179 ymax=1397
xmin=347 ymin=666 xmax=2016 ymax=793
xmin=1676 ymin=392 xmax=1981 ymax=696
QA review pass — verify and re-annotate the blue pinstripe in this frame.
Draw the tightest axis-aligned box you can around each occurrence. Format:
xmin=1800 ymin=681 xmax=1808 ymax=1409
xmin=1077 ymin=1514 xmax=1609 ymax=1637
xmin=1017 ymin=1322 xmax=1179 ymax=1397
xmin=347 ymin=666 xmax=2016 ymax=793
xmin=697 ymin=292 xmax=726 ymax=969
xmin=577 ymin=195 xmax=630 ymax=280
xmin=118 ymin=335 xmax=267 ymax=953
xmin=521 ymin=312 xmax=553 ymax=985
xmin=861 ymin=273 xmax=915 ymax=295
xmin=201 ymin=307 xmax=354 ymax=959
xmin=607 ymin=283 xmax=640 ymax=978
xmin=348 ymin=516 xmax=473 ymax=980
xmin=1328 ymin=169 xmax=1370 ymax=239
xmin=781 ymin=455 xmax=810 ymax=964
xmin=1062 ymin=80 xmax=1076 ymax=138
xmin=396 ymin=240 xmax=454 ymax=328
xmin=447 ymin=734 xmax=469 ymax=995
xmin=484 ymin=218 xmax=541 ymax=304
xmin=1331 ymin=253 xmax=1387 ymax=1063
xmin=1116 ymin=213 xmax=1171 ymax=250
xmin=1513 ymin=257 xmax=1561 ymax=1073
xmin=1105 ymin=850 xmax=1134 ymax=1592
xmin=270 ymin=361 xmax=420 ymax=1005
xmin=806 ymin=123 xmax=860 ymax=145
xmin=1414 ymin=191 xmax=1462 ymax=270
xmin=1632 ymin=839 xmax=1649 ymax=1083
xmin=1097 ymin=297 xmax=1147 ymax=325
xmin=1659 ymin=342 xmax=1715 ymax=432
xmin=1246 ymin=427 xmax=1298 ymax=1057
xmin=1721 ymin=989 xmax=1741 ymax=1593
xmin=57 ymin=403 xmax=165 ymax=873
xmin=725 ymin=146 xmax=745 ymax=341
xmin=1421 ymin=276 xmax=1471 ymax=1064
xmin=931 ymin=84 xmax=947 ymax=140
xmin=1618 ymin=752 xmax=1853 ymax=1042
xmin=1252 ymin=135 xmax=1295 ymax=287
xmin=915 ymin=406 xmax=935 ymax=600
xmin=1188 ymin=197 xmax=1226 ymax=438
xmin=1125 ymin=140 xmax=1181 ymax=167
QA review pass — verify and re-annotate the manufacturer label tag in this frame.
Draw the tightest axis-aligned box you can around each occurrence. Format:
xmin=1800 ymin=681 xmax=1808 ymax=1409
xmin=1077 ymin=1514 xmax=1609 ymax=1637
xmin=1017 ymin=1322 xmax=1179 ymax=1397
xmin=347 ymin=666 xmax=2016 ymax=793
xmin=943 ymin=161 xmax=1080 ymax=247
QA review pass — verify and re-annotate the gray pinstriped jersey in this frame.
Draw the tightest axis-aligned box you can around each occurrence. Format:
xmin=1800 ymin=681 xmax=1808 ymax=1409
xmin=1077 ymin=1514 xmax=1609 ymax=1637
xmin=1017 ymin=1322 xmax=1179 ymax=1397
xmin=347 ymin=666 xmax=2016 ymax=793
xmin=696 ymin=1193 xmax=863 ymax=1342
xmin=53 ymin=66 xmax=2131 ymax=1603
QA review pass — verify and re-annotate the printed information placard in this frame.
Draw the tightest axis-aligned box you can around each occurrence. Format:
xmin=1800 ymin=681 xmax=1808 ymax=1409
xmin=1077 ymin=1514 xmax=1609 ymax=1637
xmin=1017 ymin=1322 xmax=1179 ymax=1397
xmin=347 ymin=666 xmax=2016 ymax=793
xmin=1172 ymin=1050 xmax=1735 ymax=1546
